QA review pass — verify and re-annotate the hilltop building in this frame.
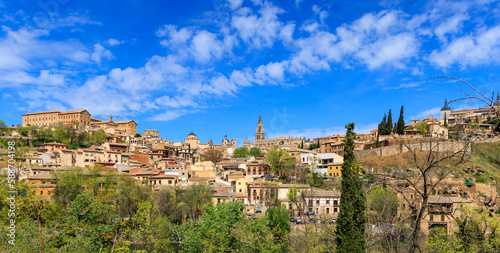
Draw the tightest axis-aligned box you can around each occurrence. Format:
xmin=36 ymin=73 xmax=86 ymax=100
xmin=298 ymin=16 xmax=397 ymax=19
xmin=440 ymin=97 xmax=500 ymax=126
xmin=23 ymin=110 xmax=91 ymax=127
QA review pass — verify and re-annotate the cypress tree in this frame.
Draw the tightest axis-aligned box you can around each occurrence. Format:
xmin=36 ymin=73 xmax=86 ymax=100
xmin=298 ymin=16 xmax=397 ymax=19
xmin=336 ymin=123 xmax=367 ymax=253
xmin=380 ymin=114 xmax=387 ymax=135
xmin=387 ymin=109 xmax=393 ymax=134
xmin=397 ymin=105 xmax=405 ymax=134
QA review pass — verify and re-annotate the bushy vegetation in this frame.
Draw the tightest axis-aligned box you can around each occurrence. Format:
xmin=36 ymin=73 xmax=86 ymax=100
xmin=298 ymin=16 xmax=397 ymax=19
xmin=0 ymin=124 xmax=106 ymax=149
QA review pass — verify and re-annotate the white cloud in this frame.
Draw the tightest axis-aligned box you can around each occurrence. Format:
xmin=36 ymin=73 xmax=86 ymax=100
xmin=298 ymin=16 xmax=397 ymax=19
xmin=434 ymin=13 xmax=469 ymax=42
xmin=312 ymin=5 xmax=328 ymax=23
xmin=356 ymin=33 xmax=418 ymax=69
xmin=191 ymin=30 xmax=225 ymax=63
xmin=149 ymin=110 xmax=191 ymax=121
xmin=107 ymin=38 xmax=124 ymax=46
xmin=230 ymin=3 xmax=286 ymax=48
xmin=429 ymin=24 xmax=500 ymax=68
xmin=227 ymin=0 xmax=243 ymax=10
xmin=410 ymin=107 xmax=441 ymax=120
xmin=91 ymin=43 xmax=114 ymax=65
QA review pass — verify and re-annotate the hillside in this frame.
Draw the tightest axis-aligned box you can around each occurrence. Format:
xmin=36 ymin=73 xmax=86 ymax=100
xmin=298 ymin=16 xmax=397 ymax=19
xmin=359 ymin=142 xmax=500 ymax=187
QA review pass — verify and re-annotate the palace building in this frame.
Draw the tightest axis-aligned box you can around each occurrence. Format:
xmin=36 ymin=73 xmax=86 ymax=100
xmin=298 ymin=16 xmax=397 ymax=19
xmin=23 ymin=110 xmax=91 ymax=127
xmin=22 ymin=110 xmax=137 ymax=136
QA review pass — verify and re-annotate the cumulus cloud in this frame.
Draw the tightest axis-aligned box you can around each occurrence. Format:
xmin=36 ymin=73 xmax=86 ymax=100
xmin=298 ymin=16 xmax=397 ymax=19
xmin=429 ymin=24 xmax=500 ymax=68
xmin=91 ymin=44 xmax=114 ymax=65
xmin=4 ymin=0 xmax=500 ymax=123
xmin=107 ymin=38 xmax=124 ymax=46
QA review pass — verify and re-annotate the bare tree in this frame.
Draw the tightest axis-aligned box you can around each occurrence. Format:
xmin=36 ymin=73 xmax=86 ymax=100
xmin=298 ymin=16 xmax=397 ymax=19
xmin=378 ymin=136 xmax=471 ymax=252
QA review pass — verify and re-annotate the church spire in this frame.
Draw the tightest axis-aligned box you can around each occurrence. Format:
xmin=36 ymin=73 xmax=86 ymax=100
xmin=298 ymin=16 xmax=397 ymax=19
xmin=441 ymin=98 xmax=451 ymax=111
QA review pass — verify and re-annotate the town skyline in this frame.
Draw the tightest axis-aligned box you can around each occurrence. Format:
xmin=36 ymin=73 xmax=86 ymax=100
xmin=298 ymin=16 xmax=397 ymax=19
xmin=1 ymin=0 xmax=500 ymax=143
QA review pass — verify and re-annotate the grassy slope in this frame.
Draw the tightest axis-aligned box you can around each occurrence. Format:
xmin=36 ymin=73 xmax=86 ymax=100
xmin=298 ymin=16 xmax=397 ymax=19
xmin=359 ymin=142 xmax=500 ymax=184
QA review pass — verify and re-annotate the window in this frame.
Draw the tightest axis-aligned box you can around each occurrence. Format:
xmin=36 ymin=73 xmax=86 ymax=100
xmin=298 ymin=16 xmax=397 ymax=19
xmin=326 ymin=200 xmax=330 ymax=205
xmin=441 ymin=215 xmax=445 ymax=222
xmin=430 ymin=215 xmax=433 ymax=221
xmin=316 ymin=200 xmax=320 ymax=205
xmin=334 ymin=208 xmax=337 ymax=213
xmin=326 ymin=208 xmax=330 ymax=214
xmin=289 ymin=204 xmax=293 ymax=210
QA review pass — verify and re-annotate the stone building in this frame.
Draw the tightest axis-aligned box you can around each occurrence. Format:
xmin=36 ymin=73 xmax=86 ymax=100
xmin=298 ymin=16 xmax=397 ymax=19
xmin=90 ymin=116 xmax=137 ymax=136
xmin=251 ymin=114 xmax=305 ymax=148
xmin=22 ymin=110 xmax=91 ymax=127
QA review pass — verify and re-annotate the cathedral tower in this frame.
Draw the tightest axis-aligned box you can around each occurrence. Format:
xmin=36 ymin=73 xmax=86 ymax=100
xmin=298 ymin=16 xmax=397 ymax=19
xmin=255 ymin=114 xmax=265 ymax=142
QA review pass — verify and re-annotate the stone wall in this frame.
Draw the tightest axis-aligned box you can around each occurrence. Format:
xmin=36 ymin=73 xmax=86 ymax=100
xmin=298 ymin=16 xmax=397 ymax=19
xmin=354 ymin=141 xmax=469 ymax=159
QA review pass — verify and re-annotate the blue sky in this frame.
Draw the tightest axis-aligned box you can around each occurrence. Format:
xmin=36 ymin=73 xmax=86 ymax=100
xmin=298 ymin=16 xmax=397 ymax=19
xmin=1 ymin=0 xmax=500 ymax=145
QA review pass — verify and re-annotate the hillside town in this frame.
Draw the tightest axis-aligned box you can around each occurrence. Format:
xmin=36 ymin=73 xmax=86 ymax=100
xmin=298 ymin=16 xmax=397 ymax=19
xmin=2 ymin=97 xmax=500 ymax=242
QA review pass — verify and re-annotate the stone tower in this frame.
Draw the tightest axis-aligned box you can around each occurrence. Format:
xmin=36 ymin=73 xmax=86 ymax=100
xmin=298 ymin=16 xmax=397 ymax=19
xmin=440 ymin=98 xmax=451 ymax=125
xmin=255 ymin=114 xmax=265 ymax=142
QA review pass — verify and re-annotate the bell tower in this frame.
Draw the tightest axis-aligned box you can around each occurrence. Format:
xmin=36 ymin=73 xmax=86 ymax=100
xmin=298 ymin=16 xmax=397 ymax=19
xmin=255 ymin=114 xmax=265 ymax=142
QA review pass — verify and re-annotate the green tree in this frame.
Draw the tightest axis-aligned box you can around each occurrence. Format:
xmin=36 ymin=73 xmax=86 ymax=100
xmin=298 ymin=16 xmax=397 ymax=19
xmin=266 ymin=206 xmax=290 ymax=251
xmin=53 ymin=167 xmax=85 ymax=207
xmin=387 ymin=109 xmax=393 ymax=134
xmin=249 ymin=147 xmax=262 ymax=157
xmin=287 ymin=186 xmax=303 ymax=219
xmin=183 ymin=183 xmax=213 ymax=220
xmin=336 ymin=123 xmax=367 ymax=253
xmin=427 ymin=227 xmax=463 ymax=253
xmin=134 ymin=133 xmax=141 ymax=137
xmin=232 ymin=147 xmax=249 ymax=158
xmin=396 ymin=105 xmax=405 ymax=134
xmin=54 ymin=126 xmax=68 ymax=143
xmin=415 ymin=121 xmax=428 ymax=135
xmin=266 ymin=147 xmax=295 ymax=175
xmin=116 ymin=178 xmax=151 ymax=218
xmin=91 ymin=129 xmax=107 ymax=144
xmin=178 ymin=202 xmax=279 ymax=253
xmin=367 ymin=186 xmax=399 ymax=224
xmin=0 ymin=119 xmax=5 ymax=128
xmin=379 ymin=114 xmax=388 ymax=135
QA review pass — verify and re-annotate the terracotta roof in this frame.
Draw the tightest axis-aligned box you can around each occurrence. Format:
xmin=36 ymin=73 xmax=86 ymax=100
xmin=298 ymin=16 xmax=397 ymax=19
xmin=428 ymin=196 xmax=471 ymax=204
xmin=108 ymin=143 xmax=128 ymax=147
xmin=40 ymin=143 xmax=67 ymax=146
xmin=80 ymin=149 xmax=103 ymax=153
xmin=58 ymin=110 xmax=89 ymax=115
xmin=27 ymin=173 xmax=54 ymax=180
xmin=115 ymin=120 xmax=136 ymax=124
xmin=22 ymin=110 xmax=62 ymax=116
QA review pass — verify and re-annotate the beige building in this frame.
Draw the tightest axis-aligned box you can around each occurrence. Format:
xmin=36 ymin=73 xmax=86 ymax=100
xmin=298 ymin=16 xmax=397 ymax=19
xmin=302 ymin=189 xmax=341 ymax=218
xmin=23 ymin=110 xmax=91 ymax=127
xmin=236 ymin=176 xmax=254 ymax=193
xmin=91 ymin=116 xmax=137 ymax=137
xmin=184 ymin=131 xmax=200 ymax=149
xmin=440 ymin=98 xmax=499 ymax=126
xmin=143 ymin=129 xmax=160 ymax=137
